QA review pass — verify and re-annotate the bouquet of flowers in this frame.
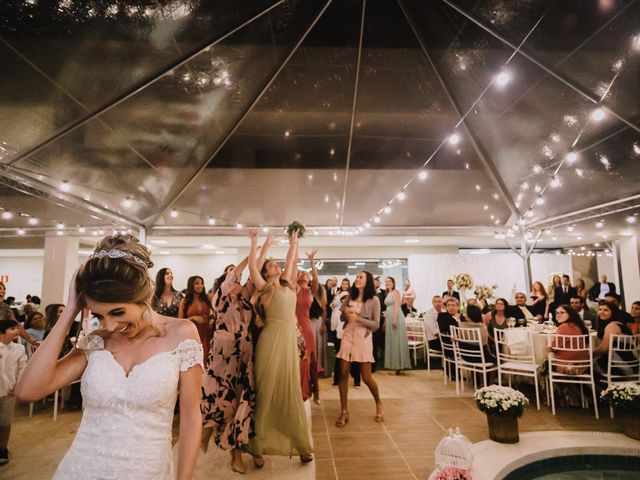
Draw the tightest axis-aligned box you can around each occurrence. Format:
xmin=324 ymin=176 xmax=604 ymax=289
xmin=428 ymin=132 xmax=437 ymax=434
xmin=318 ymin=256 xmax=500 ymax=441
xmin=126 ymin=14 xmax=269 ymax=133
xmin=600 ymin=383 xmax=640 ymax=411
xmin=475 ymin=385 xmax=529 ymax=417
xmin=453 ymin=273 xmax=474 ymax=290
xmin=473 ymin=284 xmax=498 ymax=302
xmin=286 ymin=220 xmax=306 ymax=238
xmin=429 ymin=466 xmax=472 ymax=480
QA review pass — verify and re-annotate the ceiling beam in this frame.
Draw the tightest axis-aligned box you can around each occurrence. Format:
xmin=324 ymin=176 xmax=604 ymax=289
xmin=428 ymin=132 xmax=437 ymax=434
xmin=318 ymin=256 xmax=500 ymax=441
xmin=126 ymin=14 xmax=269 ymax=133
xmin=338 ymin=0 xmax=366 ymax=228
xmin=0 ymin=165 xmax=141 ymax=229
xmin=397 ymin=0 xmax=521 ymax=219
xmin=3 ymin=1 xmax=285 ymax=168
xmin=146 ymin=0 xmax=334 ymax=228
xmin=440 ymin=0 xmax=640 ymax=137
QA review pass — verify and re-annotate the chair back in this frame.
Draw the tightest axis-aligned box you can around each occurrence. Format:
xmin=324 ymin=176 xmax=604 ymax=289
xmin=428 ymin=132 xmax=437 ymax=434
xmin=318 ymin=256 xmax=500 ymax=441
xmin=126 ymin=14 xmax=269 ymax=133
xmin=440 ymin=332 xmax=455 ymax=359
xmin=406 ymin=318 xmax=425 ymax=343
xmin=451 ymin=326 xmax=487 ymax=364
xmin=547 ymin=333 xmax=593 ymax=378
xmin=494 ymin=329 xmax=536 ymax=368
xmin=607 ymin=334 xmax=640 ymax=384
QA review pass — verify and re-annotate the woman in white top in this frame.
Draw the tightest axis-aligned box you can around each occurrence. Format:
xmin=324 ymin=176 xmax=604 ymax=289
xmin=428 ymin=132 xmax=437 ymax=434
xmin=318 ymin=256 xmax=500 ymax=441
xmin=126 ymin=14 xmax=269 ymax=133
xmin=16 ymin=234 xmax=203 ymax=480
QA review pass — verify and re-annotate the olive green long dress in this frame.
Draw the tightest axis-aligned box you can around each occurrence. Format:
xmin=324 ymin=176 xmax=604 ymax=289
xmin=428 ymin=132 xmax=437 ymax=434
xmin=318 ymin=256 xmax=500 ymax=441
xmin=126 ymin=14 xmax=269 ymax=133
xmin=247 ymin=286 xmax=312 ymax=456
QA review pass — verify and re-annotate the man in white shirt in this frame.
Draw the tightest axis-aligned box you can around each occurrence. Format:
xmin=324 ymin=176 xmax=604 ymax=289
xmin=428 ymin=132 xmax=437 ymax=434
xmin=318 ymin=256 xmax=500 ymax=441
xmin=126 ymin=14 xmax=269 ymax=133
xmin=0 ymin=319 xmax=28 ymax=465
xmin=424 ymin=296 xmax=443 ymax=349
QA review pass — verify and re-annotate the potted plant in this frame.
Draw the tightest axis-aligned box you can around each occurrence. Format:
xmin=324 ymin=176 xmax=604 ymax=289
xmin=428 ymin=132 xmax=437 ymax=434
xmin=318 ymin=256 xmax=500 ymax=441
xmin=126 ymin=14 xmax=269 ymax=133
xmin=475 ymin=385 xmax=529 ymax=443
xmin=600 ymin=383 xmax=640 ymax=440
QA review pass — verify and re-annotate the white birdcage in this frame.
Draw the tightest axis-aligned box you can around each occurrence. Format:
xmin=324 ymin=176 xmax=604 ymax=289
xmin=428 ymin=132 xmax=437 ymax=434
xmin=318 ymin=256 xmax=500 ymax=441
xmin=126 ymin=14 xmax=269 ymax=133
xmin=434 ymin=427 xmax=473 ymax=470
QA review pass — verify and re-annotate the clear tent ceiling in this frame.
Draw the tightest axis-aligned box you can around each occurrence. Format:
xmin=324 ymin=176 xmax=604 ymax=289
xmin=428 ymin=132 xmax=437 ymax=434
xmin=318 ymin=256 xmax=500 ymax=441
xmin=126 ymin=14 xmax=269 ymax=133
xmin=0 ymin=0 xmax=639 ymax=240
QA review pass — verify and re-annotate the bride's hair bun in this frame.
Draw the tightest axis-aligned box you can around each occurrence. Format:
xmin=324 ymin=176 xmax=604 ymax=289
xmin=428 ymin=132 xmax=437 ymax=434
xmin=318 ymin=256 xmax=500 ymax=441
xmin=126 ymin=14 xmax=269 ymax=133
xmin=76 ymin=234 xmax=155 ymax=308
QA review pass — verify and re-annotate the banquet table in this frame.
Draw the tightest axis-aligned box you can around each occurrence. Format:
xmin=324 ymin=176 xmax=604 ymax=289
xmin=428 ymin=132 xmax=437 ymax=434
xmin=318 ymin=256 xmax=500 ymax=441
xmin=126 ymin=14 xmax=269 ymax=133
xmin=503 ymin=327 xmax=599 ymax=366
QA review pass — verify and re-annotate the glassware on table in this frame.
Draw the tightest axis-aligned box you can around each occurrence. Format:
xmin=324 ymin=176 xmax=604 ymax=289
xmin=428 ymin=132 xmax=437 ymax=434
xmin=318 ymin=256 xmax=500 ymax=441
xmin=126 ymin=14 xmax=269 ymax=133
xmin=506 ymin=317 xmax=516 ymax=328
xmin=584 ymin=320 xmax=592 ymax=330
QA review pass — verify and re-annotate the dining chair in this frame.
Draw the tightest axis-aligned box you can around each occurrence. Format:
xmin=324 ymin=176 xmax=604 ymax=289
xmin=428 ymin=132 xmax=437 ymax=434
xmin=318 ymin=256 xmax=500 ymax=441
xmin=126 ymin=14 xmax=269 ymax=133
xmin=494 ymin=329 xmax=541 ymax=409
xmin=405 ymin=318 xmax=426 ymax=368
xmin=451 ymin=326 xmax=498 ymax=395
xmin=603 ymin=333 xmax=640 ymax=418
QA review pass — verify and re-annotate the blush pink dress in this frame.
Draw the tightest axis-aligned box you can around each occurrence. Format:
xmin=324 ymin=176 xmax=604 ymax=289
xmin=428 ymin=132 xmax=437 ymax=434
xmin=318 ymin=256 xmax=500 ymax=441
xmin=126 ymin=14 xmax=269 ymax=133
xmin=336 ymin=300 xmax=375 ymax=363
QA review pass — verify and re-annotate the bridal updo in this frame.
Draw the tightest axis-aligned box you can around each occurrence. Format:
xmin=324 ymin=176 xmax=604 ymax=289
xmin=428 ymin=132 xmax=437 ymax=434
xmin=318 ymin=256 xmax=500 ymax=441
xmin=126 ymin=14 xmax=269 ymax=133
xmin=76 ymin=234 xmax=154 ymax=308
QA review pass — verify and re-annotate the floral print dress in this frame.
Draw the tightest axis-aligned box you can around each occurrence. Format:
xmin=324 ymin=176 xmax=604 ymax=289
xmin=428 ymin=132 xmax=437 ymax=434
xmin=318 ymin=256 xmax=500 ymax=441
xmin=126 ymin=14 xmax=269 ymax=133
xmin=201 ymin=271 xmax=256 ymax=450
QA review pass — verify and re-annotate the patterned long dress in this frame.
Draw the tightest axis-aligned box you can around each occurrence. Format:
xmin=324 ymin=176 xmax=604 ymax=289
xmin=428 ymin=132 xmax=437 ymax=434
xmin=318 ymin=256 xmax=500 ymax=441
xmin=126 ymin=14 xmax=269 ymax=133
xmin=201 ymin=271 xmax=256 ymax=450
xmin=296 ymin=287 xmax=316 ymax=401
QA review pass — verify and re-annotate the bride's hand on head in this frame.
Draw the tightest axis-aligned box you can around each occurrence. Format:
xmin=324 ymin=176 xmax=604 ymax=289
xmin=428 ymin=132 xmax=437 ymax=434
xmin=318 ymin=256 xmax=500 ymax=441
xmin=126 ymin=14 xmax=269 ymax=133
xmin=66 ymin=266 xmax=83 ymax=316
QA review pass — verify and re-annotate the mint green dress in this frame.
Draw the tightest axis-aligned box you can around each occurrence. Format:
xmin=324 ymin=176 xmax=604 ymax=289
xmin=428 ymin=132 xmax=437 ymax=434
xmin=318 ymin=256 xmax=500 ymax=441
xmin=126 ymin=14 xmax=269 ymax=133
xmin=247 ymin=287 xmax=312 ymax=456
xmin=384 ymin=293 xmax=412 ymax=370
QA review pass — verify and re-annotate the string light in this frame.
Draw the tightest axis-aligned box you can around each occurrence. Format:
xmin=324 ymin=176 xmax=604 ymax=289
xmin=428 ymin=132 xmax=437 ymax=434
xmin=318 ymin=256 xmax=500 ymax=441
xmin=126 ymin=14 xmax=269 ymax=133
xmin=170 ymin=209 xmax=178 ymax=218
xmin=1 ymin=211 xmax=13 ymax=220
xmin=536 ymin=197 xmax=544 ymax=205
xmin=373 ymin=216 xmax=381 ymax=223
xmin=122 ymin=197 xmax=132 ymax=208
xmin=626 ymin=216 xmax=637 ymax=224
xmin=591 ymin=107 xmax=606 ymax=122
xmin=208 ymin=217 xmax=216 ymax=225
xmin=397 ymin=192 xmax=406 ymax=201
xmin=235 ymin=223 xmax=243 ymax=229
xmin=56 ymin=222 xmax=64 ymax=230
xmin=550 ymin=176 xmax=561 ymax=188
xmin=495 ymin=71 xmax=511 ymax=86
xmin=60 ymin=180 xmax=70 ymax=192
xmin=383 ymin=206 xmax=391 ymax=214
xmin=565 ymin=151 xmax=578 ymax=164
xmin=532 ymin=164 xmax=543 ymax=174
xmin=17 ymin=228 xmax=25 ymax=235
xmin=78 ymin=226 xmax=86 ymax=233
xmin=261 ymin=226 xmax=268 ymax=233
xmin=418 ymin=170 xmax=428 ymax=180
xmin=28 ymin=217 xmax=38 ymax=225
xmin=595 ymin=221 xmax=604 ymax=228
xmin=448 ymin=133 xmax=460 ymax=145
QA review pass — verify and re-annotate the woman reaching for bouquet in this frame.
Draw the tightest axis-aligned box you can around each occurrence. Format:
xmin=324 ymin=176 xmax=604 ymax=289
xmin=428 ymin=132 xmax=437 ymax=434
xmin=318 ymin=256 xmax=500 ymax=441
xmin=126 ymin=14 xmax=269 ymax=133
xmin=296 ymin=248 xmax=320 ymax=404
xmin=246 ymin=230 xmax=313 ymax=464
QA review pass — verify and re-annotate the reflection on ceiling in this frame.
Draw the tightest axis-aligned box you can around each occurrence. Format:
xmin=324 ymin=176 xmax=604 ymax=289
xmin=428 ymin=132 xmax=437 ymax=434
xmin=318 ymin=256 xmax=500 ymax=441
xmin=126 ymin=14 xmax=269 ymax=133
xmin=0 ymin=0 xmax=639 ymax=249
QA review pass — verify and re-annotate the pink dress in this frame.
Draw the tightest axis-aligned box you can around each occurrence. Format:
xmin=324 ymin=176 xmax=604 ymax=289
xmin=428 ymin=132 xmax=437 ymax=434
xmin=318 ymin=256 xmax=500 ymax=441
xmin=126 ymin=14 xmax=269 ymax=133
xmin=337 ymin=300 xmax=375 ymax=363
xmin=296 ymin=287 xmax=316 ymax=401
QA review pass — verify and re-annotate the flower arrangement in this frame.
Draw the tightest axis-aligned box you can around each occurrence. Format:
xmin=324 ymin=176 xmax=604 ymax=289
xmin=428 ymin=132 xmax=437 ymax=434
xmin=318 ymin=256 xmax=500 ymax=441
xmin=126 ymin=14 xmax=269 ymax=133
xmin=429 ymin=466 xmax=471 ymax=480
xmin=600 ymin=383 xmax=640 ymax=411
xmin=473 ymin=284 xmax=498 ymax=302
xmin=286 ymin=220 xmax=306 ymax=238
xmin=453 ymin=273 xmax=474 ymax=290
xmin=475 ymin=385 xmax=529 ymax=417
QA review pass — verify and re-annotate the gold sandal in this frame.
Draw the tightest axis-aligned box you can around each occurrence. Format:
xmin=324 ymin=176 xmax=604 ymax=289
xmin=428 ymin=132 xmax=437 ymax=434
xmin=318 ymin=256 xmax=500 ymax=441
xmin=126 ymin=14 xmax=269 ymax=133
xmin=335 ymin=410 xmax=349 ymax=427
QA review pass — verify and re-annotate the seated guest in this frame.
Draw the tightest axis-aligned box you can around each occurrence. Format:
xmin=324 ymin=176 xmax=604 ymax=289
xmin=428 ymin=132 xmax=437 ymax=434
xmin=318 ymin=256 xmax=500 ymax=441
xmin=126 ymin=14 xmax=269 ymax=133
xmin=424 ymin=296 xmax=443 ymax=351
xmin=529 ymin=281 xmax=548 ymax=318
xmin=594 ymin=301 xmax=635 ymax=372
xmin=629 ymin=301 xmax=640 ymax=334
xmin=24 ymin=311 xmax=46 ymax=342
xmin=437 ymin=297 xmax=463 ymax=336
xmin=570 ymin=296 xmax=595 ymax=324
xmin=487 ymin=298 xmax=509 ymax=342
xmin=588 ymin=274 xmax=616 ymax=301
xmin=442 ymin=279 xmax=460 ymax=301
xmin=401 ymin=297 xmax=417 ymax=317
xmin=509 ymin=292 xmax=541 ymax=323
xmin=459 ymin=305 xmax=496 ymax=363
xmin=547 ymin=305 xmax=589 ymax=374
xmin=603 ymin=292 xmax=634 ymax=327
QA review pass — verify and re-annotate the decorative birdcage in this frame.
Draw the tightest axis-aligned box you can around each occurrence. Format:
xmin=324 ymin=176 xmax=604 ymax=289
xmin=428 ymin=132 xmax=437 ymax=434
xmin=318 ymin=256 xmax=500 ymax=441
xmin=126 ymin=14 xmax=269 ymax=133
xmin=434 ymin=427 xmax=473 ymax=470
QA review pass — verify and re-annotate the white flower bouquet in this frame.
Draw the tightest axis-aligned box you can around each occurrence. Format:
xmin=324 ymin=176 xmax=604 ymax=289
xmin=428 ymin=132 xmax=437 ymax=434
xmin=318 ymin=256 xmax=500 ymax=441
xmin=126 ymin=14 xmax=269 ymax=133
xmin=453 ymin=273 xmax=474 ymax=290
xmin=475 ymin=385 xmax=529 ymax=417
xmin=473 ymin=284 xmax=498 ymax=302
xmin=600 ymin=383 xmax=640 ymax=411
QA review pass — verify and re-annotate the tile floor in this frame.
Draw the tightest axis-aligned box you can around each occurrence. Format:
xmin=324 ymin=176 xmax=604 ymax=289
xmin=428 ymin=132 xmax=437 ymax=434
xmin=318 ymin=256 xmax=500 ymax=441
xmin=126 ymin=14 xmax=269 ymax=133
xmin=3 ymin=368 xmax=626 ymax=479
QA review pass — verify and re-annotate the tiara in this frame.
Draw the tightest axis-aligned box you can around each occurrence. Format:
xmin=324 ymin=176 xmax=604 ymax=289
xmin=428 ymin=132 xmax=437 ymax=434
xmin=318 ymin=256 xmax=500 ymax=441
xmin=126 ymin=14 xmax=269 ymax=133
xmin=89 ymin=249 xmax=148 ymax=267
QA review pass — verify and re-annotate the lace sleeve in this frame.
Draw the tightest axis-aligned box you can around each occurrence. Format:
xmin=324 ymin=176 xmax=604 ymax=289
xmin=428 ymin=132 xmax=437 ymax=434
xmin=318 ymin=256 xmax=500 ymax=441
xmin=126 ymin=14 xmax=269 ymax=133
xmin=173 ymin=338 xmax=204 ymax=372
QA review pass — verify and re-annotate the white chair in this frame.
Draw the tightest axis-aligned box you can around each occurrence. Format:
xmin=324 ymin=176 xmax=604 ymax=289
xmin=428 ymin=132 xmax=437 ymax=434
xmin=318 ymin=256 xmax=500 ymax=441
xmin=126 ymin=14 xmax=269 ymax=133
xmin=439 ymin=332 xmax=457 ymax=386
xmin=405 ymin=318 xmax=426 ymax=368
xmin=547 ymin=333 xmax=598 ymax=419
xmin=494 ymin=329 xmax=541 ymax=410
xmin=603 ymin=333 xmax=640 ymax=418
xmin=53 ymin=379 xmax=81 ymax=422
xmin=425 ymin=336 xmax=443 ymax=375
xmin=451 ymin=326 xmax=497 ymax=395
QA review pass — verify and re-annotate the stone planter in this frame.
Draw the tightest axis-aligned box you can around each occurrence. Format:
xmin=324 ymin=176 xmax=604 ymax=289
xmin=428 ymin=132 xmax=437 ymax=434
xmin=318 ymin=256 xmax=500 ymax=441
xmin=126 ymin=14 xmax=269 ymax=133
xmin=486 ymin=413 xmax=519 ymax=443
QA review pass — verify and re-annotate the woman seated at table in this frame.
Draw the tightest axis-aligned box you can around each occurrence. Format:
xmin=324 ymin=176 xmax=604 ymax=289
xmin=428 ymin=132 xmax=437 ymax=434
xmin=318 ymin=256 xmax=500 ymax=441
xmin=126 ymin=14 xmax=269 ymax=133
xmin=593 ymin=301 xmax=636 ymax=373
xmin=459 ymin=305 xmax=495 ymax=363
xmin=547 ymin=305 xmax=589 ymax=374
xmin=486 ymin=298 xmax=509 ymax=343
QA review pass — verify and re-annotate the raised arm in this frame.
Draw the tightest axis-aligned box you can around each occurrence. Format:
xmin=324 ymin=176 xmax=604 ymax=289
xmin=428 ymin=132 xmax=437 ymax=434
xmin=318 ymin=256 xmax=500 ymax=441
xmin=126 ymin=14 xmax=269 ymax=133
xmin=15 ymin=270 xmax=87 ymax=402
xmin=307 ymin=248 xmax=319 ymax=296
xmin=283 ymin=230 xmax=299 ymax=285
xmin=248 ymin=231 xmax=276 ymax=292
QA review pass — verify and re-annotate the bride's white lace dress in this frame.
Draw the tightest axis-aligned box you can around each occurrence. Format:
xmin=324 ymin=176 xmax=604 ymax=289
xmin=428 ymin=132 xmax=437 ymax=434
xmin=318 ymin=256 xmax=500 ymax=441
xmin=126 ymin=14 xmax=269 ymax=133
xmin=54 ymin=337 xmax=203 ymax=480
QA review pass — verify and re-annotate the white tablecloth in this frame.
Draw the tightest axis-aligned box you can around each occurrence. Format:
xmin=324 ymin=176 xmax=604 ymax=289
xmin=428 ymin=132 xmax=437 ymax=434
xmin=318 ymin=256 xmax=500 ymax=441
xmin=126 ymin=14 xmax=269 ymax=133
xmin=503 ymin=328 xmax=599 ymax=366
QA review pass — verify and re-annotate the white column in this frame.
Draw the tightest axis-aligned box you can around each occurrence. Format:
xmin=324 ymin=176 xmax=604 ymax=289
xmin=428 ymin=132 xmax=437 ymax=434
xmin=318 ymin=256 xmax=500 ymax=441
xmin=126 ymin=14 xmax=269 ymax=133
xmin=41 ymin=234 xmax=80 ymax=307
xmin=617 ymin=235 xmax=640 ymax=306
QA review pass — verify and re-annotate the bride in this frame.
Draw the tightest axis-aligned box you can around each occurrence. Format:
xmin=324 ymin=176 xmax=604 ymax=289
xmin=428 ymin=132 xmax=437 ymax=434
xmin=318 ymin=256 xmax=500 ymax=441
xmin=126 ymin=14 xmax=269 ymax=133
xmin=15 ymin=234 xmax=203 ymax=479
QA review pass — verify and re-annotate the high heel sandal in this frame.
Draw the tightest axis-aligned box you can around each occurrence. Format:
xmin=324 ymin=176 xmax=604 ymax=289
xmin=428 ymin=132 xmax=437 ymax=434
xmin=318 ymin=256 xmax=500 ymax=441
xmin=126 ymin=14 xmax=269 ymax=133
xmin=375 ymin=403 xmax=384 ymax=423
xmin=252 ymin=456 xmax=265 ymax=469
xmin=335 ymin=410 xmax=349 ymax=427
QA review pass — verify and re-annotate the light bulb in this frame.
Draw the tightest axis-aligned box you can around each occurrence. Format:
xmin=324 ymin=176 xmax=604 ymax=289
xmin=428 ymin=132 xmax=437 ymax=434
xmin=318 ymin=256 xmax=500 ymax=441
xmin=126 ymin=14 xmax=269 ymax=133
xmin=373 ymin=216 xmax=381 ymax=224
xmin=526 ymin=210 xmax=534 ymax=218
xmin=170 ymin=209 xmax=178 ymax=218
xmin=383 ymin=206 xmax=391 ymax=214
xmin=591 ymin=108 xmax=606 ymax=122
xmin=28 ymin=217 xmax=38 ymax=225
xmin=536 ymin=197 xmax=544 ymax=205
xmin=208 ymin=217 xmax=216 ymax=225
xmin=550 ymin=176 xmax=561 ymax=188
xmin=565 ymin=152 xmax=578 ymax=164
xmin=1 ymin=211 xmax=13 ymax=220
xmin=60 ymin=180 xmax=70 ymax=192
xmin=418 ymin=170 xmax=428 ymax=180
xmin=397 ymin=192 xmax=406 ymax=201
xmin=532 ymin=164 xmax=542 ymax=174
xmin=448 ymin=133 xmax=460 ymax=145
xmin=595 ymin=221 xmax=604 ymax=228
xmin=57 ymin=230 xmax=63 ymax=236
xmin=236 ymin=223 xmax=243 ymax=229
xmin=495 ymin=71 xmax=511 ymax=86
xmin=626 ymin=216 xmax=637 ymax=224
xmin=57 ymin=222 xmax=64 ymax=230
xmin=78 ymin=226 xmax=86 ymax=233
xmin=122 ymin=197 xmax=132 ymax=208
xmin=17 ymin=228 xmax=25 ymax=235
xmin=364 ymin=222 xmax=371 ymax=228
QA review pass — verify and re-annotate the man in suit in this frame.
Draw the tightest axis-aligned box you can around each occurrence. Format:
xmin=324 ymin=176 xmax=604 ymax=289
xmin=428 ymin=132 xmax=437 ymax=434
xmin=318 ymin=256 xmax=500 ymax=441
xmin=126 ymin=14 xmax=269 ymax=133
xmin=442 ymin=279 xmax=460 ymax=301
xmin=510 ymin=292 xmax=541 ymax=322
xmin=570 ymin=296 xmax=595 ymax=323
xmin=554 ymin=275 xmax=577 ymax=306
xmin=588 ymin=274 xmax=617 ymax=301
